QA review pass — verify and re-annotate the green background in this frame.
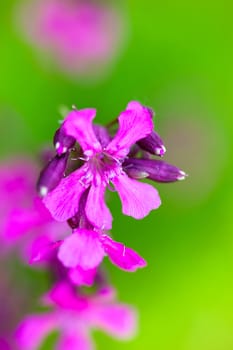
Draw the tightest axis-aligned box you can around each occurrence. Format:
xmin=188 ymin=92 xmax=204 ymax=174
xmin=0 ymin=0 xmax=233 ymax=349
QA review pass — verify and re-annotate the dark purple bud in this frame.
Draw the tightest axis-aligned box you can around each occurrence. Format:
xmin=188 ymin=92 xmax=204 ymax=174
xmin=137 ymin=131 xmax=166 ymax=157
xmin=93 ymin=124 xmax=111 ymax=148
xmin=37 ymin=153 xmax=69 ymax=197
xmin=123 ymin=158 xmax=187 ymax=183
xmin=53 ymin=127 xmax=76 ymax=155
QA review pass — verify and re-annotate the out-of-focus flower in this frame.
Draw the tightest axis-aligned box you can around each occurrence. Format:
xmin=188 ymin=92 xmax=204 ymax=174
xmin=17 ymin=0 xmax=126 ymax=79
xmin=0 ymin=159 xmax=67 ymax=261
xmin=0 ymin=159 xmax=36 ymax=255
xmin=0 ymin=160 xmax=36 ymax=221
xmin=16 ymin=281 xmax=137 ymax=350
xmin=41 ymin=101 xmax=161 ymax=230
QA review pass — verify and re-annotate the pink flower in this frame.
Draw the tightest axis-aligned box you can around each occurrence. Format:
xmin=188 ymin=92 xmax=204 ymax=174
xmin=0 ymin=159 xmax=67 ymax=261
xmin=43 ymin=101 xmax=161 ymax=230
xmin=18 ymin=0 xmax=126 ymax=78
xmin=16 ymin=282 xmax=137 ymax=350
xmin=58 ymin=228 xmax=147 ymax=273
xmin=31 ymin=228 xmax=146 ymax=280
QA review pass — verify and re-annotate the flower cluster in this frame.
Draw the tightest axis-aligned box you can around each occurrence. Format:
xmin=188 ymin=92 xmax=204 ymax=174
xmin=0 ymin=101 xmax=186 ymax=349
xmin=35 ymin=101 xmax=186 ymax=279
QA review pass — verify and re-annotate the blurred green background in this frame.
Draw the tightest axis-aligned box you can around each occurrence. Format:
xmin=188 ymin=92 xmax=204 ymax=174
xmin=0 ymin=0 xmax=233 ymax=349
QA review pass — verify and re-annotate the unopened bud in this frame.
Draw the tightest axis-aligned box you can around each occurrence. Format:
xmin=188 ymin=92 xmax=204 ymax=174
xmin=137 ymin=131 xmax=166 ymax=157
xmin=37 ymin=153 xmax=69 ymax=197
xmin=53 ymin=127 xmax=76 ymax=155
xmin=123 ymin=158 xmax=187 ymax=183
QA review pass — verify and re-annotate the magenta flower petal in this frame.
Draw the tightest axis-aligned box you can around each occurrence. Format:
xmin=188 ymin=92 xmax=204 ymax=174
xmin=63 ymin=109 xmax=101 ymax=153
xmin=3 ymin=208 xmax=41 ymax=241
xmin=43 ymin=167 xmax=87 ymax=221
xmin=0 ymin=159 xmax=36 ymax=205
xmin=58 ymin=229 xmax=105 ymax=269
xmin=90 ymin=304 xmax=137 ymax=339
xmin=106 ymin=102 xmax=153 ymax=157
xmin=47 ymin=282 xmax=88 ymax=311
xmin=15 ymin=314 xmax=57 ymax=350
xmin=112 ymin=173 xmax=161 ymax=219
xmin=56 ymin=330 xmax=93 ymax=350
xmin=85 ymin=183 xmax=112 ymax=230
xmin=69 ymin=266 xmax=97 ymax=286
xmin=102 ymin=235 xmax=146 ymax=272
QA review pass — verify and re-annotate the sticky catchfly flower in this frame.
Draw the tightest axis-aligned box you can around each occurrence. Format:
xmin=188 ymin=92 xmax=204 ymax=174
xmin=41 ymin=101 xmax=161 ymax=230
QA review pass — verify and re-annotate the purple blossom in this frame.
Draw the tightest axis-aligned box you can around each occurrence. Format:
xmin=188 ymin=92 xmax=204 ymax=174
xmin=0 ymin=159 xmax=67 ymax=261
xmin=57 ymin=228 xmax=146 ymax=273
xmin=18 ymin=0 xmax=126 ymax=78
xmin=16 ymin=282 xmax=137 ymax=350
xmin=42 ymin=101 xmax=161 ymax=230
xmin=31 ymin=227 xmax=146 ymax=280
xmin=0 ymin=159 xmax=36 ymax=222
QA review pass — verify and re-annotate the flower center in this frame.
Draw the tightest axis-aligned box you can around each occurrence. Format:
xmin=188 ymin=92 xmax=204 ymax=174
xmin=86 ymin=150 xmax=120 ymax=186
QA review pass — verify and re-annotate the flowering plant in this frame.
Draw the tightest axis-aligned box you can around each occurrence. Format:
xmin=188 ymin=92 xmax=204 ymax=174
xmin=0 ymin=101 xmax=185 ymax=349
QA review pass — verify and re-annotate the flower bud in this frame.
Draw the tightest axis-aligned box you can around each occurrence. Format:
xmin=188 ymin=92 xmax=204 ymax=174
xmin=137 ymin=131 xmax=166 ymax=157
xmin=37 ymin=153 xmax=69 ymax=197
xmin=123 ymin=158 xmax=187 ymax=183
xmin=53 ymin=127 xmax=76 ymax=155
